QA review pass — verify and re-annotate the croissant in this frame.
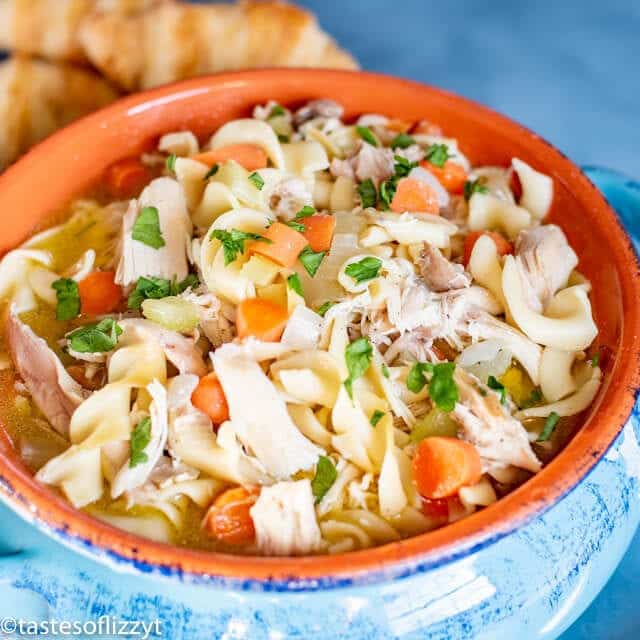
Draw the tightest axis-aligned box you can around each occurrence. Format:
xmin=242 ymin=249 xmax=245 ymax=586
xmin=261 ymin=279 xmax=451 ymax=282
xmin=0 ymin=0 xmax=165 ymax=62
xmin=78 ymin=0 xmax=359 ymax=91
xmin=0 ymin=57 xmax=120 ymax=169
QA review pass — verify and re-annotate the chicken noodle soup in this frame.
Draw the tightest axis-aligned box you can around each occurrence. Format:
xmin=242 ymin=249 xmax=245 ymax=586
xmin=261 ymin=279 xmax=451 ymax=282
xmin=0 ymin=99 xmax=601 ymax=555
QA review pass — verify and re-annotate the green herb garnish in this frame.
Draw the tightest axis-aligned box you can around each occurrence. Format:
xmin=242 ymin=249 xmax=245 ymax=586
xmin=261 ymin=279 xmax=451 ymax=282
xmin=357 ymin=178 xmax=377 ymax=208
xmin=166 ymin=154 xmax=177 ymax=172
xmin=287 ymin=273 xmax=303 ymax=297
xmin=378 ymin=156 xmax=418 ymax=209
xmin=381 ymin=363 xmax=390 ymax=379
xmin=285 ymin=220 xmax=306 ymax=233
xmin=487 ymin=375 xmax=507 ymax=405
xmin=355 ymin=125 xmax=378 ymax=147
xmin=127 ymin=274 xmax=197 ymax=310
xmin=203 ymin=163 xmax=219 ymax=180
xmin=370 ymin=410 xmax=385 ymax=427
xmin=537 ymin=411 xmax=560 ymax=442
xmin=269 ymin=104 xmax=286 ymax=118
xmin=129 ymin=416 xmax=152 ymax=468
xmin=52 ymin=278 xmax=80 ymax=321
xmin=131 ymin=206 xmax=165 ymax=249
xmin=520 ymin=388 xmax=542 ymax=409
xmin=68 ymin=318 xmax=122 ymax=353
xmin=295 ymin=205 xmax=316 ymax=220
xmin=248 ymin=171 xmax=265 ymax=190
xmin=316 ymin=301 xmax=336 ymax=317
xmin=591 ymin=351 xmax=600 ymax=367
xmin=298 ymin=246 xmax=325 ymax=277
xmin=424 ymin=143 xmax=452 ymax=168
xmin=344 ymin=256 xmax=382 ymax=283
xmin=407 ymin=361 xmax=458 ymax=412
xmin=211 ymin=228 xmax=269 ymax=265
xmin=463 ymin=178 xmax=489 ymax=201
xmin=311 ymin=455 xmax=338 ymax=503
xmin=344 ymin=337 xmax=373 ymax=397
xmin=390 ymin=133 xmax=415 ymax=149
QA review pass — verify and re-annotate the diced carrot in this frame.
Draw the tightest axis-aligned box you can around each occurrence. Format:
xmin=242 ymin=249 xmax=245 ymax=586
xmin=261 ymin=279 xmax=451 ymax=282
xmin=412 ymin=436 xmax=482 ymax=499
xmin=412 ymin=120 xmax=442 ymax=136
xmin=247 ymin=221 xmax=308 ymax=268
xmin=420 ymin=159 xmax=467 ymax=194
xmin=191 ymin=373 xmax=230 ymax=425
xmin=390 ymin=177 xmax=440 ymax=214
xmin=191 ymin=144 xmax=268 ymax=171
xmin=236 ymin=298 xmax=289 ymax=342
xmin=302 ymin=214 xmax=336 ymax=253
xmin=421 ymin=497 xmax=450 ymax=520
xmin=78 ymin=271 xmax=122 ymax=315
xmin=104 ymin=158 xmax=153 ymax=199
xmin=386 ymin=119 xmax=412 ymax=133
xmin=203 ymin=486 xmax=260 ymax=544
xmin=463 ymin=230 xmax=514 ymax=266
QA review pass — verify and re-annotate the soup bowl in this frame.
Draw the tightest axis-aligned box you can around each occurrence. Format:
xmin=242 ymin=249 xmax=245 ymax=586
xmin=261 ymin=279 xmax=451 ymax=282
xmin=0 ymin=70 xmax=639 ymax=640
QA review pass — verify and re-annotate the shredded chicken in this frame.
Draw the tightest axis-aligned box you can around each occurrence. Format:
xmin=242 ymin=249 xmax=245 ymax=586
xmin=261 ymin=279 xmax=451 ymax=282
xmin=418 ymin=242 xmax=471 ymax=292
xmin=294 ymin=99 xmax=344 ymax=126
xmin=269 ymin=177 xmax=314 ymax=220
xmin=515 ymin=225 xmax=578 ymax=312
xmin=250 ymin=479 xmax=323 ymax=555
xmin=118 ymin=319 xmax=207 ymax=376
xmin=330 ymin=141 xmax=394 ymax=187
xmin=7 ymin=310 xmax=87 ymax=437
xmin=453 ymin=368 xmax=541 ymax=473
xmin=180 ymin=291 xmax=235 ymax=348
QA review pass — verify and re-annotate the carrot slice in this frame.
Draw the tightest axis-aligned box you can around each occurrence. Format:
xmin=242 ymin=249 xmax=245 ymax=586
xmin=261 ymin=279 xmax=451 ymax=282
xmin=104 ymin=158 xmax=153 ymax=199
xmin=420 ymin=159 xmax=468 ymax=194
xmin=78 ymin=271 xmax=122 ymax=315
xmin=302 ymin=214 xmax=336 ymax=253
xmin=463 ymin=230 xmax=514 ymax=266
xmin=390 ymin=177 xmax=440 ymax=214
xmin=236 ymin=298 xmax=289 ymax=342
xmin=247 ymin=221 xmax=308 ymax=268
xmin=191 ymin=144 xmax=268 ymax=171
xmin=203 ymin=486 xmax=260 ymax=544
xmin=412 ymin=436 xmax=482 ymax=499
xmin=191 ymin=372 xmax=230 ymax=424
xmin=386 ymin=119 xmax=412 ymax=133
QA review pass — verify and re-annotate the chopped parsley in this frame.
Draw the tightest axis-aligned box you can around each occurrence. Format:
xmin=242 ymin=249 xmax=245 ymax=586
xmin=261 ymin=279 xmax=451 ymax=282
xmin=407 ymin=361 xmax=459 ymax=412
xmin=68 ymin=318 xmax=122 ymax=353
xmin=357 ymin=178 xmax=377 ymax=208
xmin=344 ymin=256 xmax=382 ymax=283
xmin=295 ymin=205 xmax=316 ymax=220
xmin=424 ymin=143 xmax=452 ymax=168
xmin=298 ymin=246 xmax=325 ymax=277
xmin=537 ymin=411 xmax=560 ymax=442
xmin=487 ymin=375 xmax=507 ymax=405
xmin=129 ymin=416 xmax=152 ymax=468
xmin=52 ymin=278 xmax=80 ymax=321
xmin=311 ymin=455 xmax=337 ymax=503
xmin=131 ymin=206 xmax=165 ymax=249
xmin=381 ymin=363 xmax=390 ymax=379
xmin=390 ymin=132 xmax=415 ymax=149
xmin=378 ymin=155 xmax=418 ymax=208
xmin=284 ymin=219 xmax=306 ymax=233
xmin=370 ymin=410 xmax=385 ymax=427
xmin=355 ymin=125 xmax=378 ymax=147
xmin=316 ymin=301 xmax=336 ymax=317
xmin=211 ymin=228 xmax=270 ymax=265
xmin=127 ymin=274 xmax=198 ymax=310
xmin=463 ymin=177 xmax=489 ymax=201
xmin=203 ymin=163 xmax=219 ymax=180
xmin=344 ymin=337 xmax=373 ymax=397
xmin=166 ymin=154 xmax=177 ymax=172
xmin=269 ymin=104 xmax=286 ymax=118
xmin=287 ymin=273 xmax=303 ymax=296
xmin=591 ymin=351 xmax=600 ymax=367
xmin=248 ymin=171 xmax=265 ymax=190
xmin=520 ymin=388 xmax=542 ymax=409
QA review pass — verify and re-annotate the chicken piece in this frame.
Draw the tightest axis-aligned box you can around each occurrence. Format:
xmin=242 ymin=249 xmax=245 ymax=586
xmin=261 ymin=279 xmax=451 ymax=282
xmin=78 ymin=0 xmax=358 ymax=91
xmin=330 ymin=141 xmax=395 ymax=187
xmin=180 ymin=291 xmax=235 ymax=348
xmin=0 ymin=57 xmax=119 ymax=170
xmin=269 ymin=177 xmax=314 ymax=220
xmin=515 ymin=225 xmax=578 ymax=312
xmin=7 ymin=309 xmax=87 ymax=437
xmin=294 ymin=99 xmax=344 ymax=126
xmin=249 ymin=479 xmax=322 ymax=555
xmin=115 ymin=177 xmax=191 ymax=287
xmin=212 ymin=343 xmax=322 ymax=479
xmin=418 ymin=242 xmax=471 ymax=292
xmin=118 ymin=318 xmax=207 ymax=376
xmin=453 ymin=368 xmax=541 ymax=473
